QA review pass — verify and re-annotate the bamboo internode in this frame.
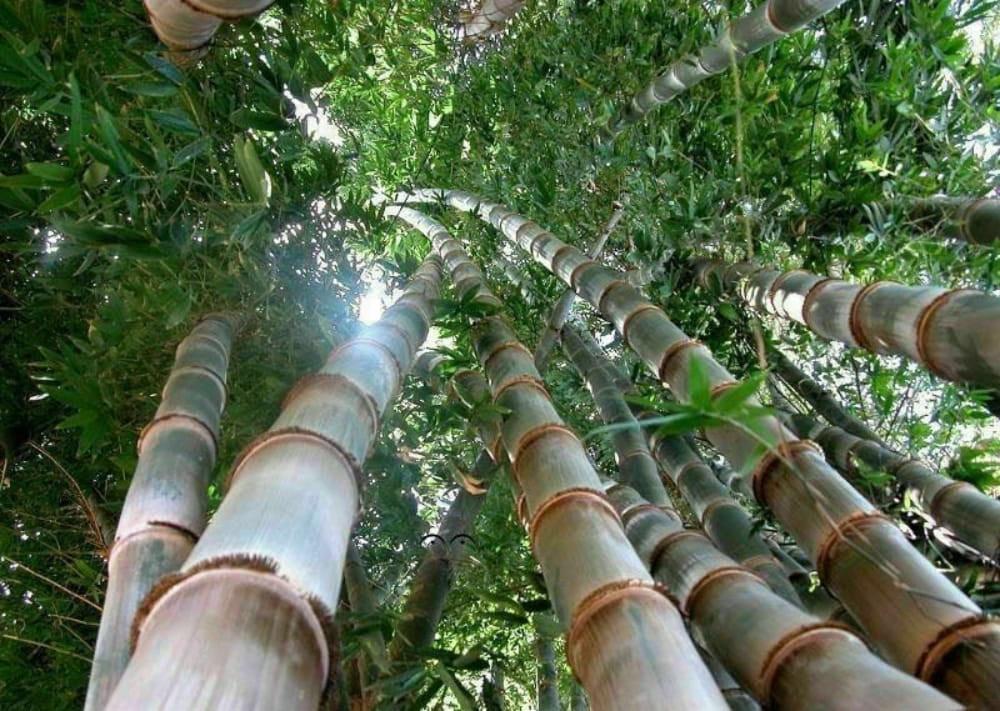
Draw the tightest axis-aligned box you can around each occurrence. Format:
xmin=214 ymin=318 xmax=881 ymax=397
xmin=393 ymin=189 xmax=1000 ymax=705
xmin=608 ymin=483 xmax=959 ymax=710
xmin=85 ymin=314 xmax=240 ymax=711
xmin=611 ymin=0 xmax=847 ymax=132
xmin=105 ymin=257 xmax=442 ymax=710
xmin=693 ymin=257 xmax=1000 ymax=390
xmin=387 ymin=205 xmax=728 ymax=710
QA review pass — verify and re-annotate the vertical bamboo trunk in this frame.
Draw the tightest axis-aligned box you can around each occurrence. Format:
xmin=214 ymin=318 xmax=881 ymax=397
xmin=607 ymin=483 xmax=959 ymax=709
xmin=910 ymin=196 xmax=1000 ymax=246
xmin=388 ymin=459 xmax=491 ymax=660
xmin=86 ymin=314 xmax=240 ymax=711
xmin=561 ymin=322 xmax=670 ymax=506
xmin=386 ymin=205 xmax=728 ymax=710
xmin=343 ymin=540 xmax=390 ymax=693
xmin=105 ymin=256 xmax=442 ymax=710
xmin=784 ymin=411 xmax=1000 ymax=561
xmin=767 ymin=346 xmax=887 ymax=446
xmin=694 ymin=257 xmax=1000 ymax=390
xmin=533 ymin=205 xmax=624 ymax=372
xmin=610 ymin=0 xmax=847 ymax=131
xmin=534 ymin=615 xmax=561 ymax=711
xmin=642 ymin=429 xmax=802 ymax=606
xmin=396 ymin=190 xmax=1000 ymax=706
xmin=144 ymin=0 xmax=272 ymax=54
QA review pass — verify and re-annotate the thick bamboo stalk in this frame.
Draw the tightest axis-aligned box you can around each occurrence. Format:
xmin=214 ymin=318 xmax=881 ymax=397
xmin=106 ymin=256 xmax=442 ymax=710
xmin=86 ymin=314 xmax=239 ymax=711
xmin=561 ymin=322 xmax=670 ymax=506
xmin=910 ymin=196 xmax=1000 ymax=246
xmin=387 ymin=205 xmax=727 ymax=710
xmin=608 ymin=483 xmax=958 ymax=709
xmin=389 ymin=458 xmax=491 ymax=660
xmin=145 ymin=0 xmax=272 ymax=54
xmin=609 ymin=0 xmax=847 ymax=133
xmin=394 ymin=189 xmax=1000 ymax=705
xmin=461 ymin=0 xmax=525 ymax=42
xmin=784 ymin=410 xmax=1000 ymax=561
xmin=533 ymin=205 xmax=624 ymax=372
xmin=694 ymin=256 xmax=1000 ymax=390
xmin=643 ymin=428 xmax=802 ymax=605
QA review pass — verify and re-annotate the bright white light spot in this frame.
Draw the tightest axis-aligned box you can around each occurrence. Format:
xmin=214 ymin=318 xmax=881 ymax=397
xmin=285 ymin=91 xmax=345 ymax=146
xmin=358 ymin=269 xmax=390 ymax=324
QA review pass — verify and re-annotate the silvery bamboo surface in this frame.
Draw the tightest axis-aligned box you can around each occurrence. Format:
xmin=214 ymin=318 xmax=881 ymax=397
xmin=392 ymin=189 xmax=1000 ymax=705
xmin=694 ymin=257 xmax=1000 ymax=390
xmin=610 ymin=0 xmax=847 ymax=132
xmin=106 ymin=256 xmax=442 ymax=710
xmin=387 ymin=204 xmax=727 ymax=710
xmin=910 ymin=196 xmax=1000 ymax=246
xmin=461 ymin=0 xmax=525 ymax=42
xmin=643 ymin=427 xmax=802 ymax=606
xmin=784 ymin=411 xmax=1000 ymax=561
xmin=561 ymin=322 xmax=670 ymax=506
xmin=86 ymin=314 xmax=240 ymax=711
xmin=533 ymin=204 xmax=624 ymax=371
xmin=607 ymin=483 xmax=959 ymax=710
xmin=144 ymin=0 xmax=272 ymax=54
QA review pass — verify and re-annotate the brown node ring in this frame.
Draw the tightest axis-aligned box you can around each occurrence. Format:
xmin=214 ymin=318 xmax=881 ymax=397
xmin=647 ymin=529 xmax=706 ymax=574
xmin=550 ymin=244 xmax=577 ymax=274
xmin=698 ymin=498 xmax=741 ymax=527
xmin=596 ymin=280 xmax=629 ymax=316
xmin=138 ymin=412 xmax=219 ymax=459
xmin=814 ymin=511 xmax=889 ymax=582
xmin=621 ymin=303 xmax=661 ymax=350
xmin=492 ymin=374 xmax=551 ymax=405
xmin=847 ymin=281 xmax=893 ymax=352
xmin=915 ymin=615 xmax=997 ymax=682
xmin=764 ymin=0 xmax=792 ymax=33
xmin=758 ymin=624 xmax=859 ymax=703
xmin=528 ymin=487 xmax=621 ymax=554
xmin=708 ymin=380 xmax=740 ymax=401
xmin=929 ymin=480 xmax=976 ymax=523
xmin=182 ymin=0 xmax=276 ymax=21
xmin=618 ymin=502 xmax=666 ymax=527
xmin=749 ymin=439 xmax=823 ymax=506
xmin=657 ymin=339 xmax=703 ymax=385
xmin=109 ymin=522 xmax=200 ymax=560
xmin=326 ymin=337 xmax=404 ymax=387
xmin=765 ymin=270 xmax=807 ymax=313
xmin=568 ymin=259 xmax=600 ymax=292
xmin=280 ymin=373 xmax=381 ymax=441
xmin=684 ymin=565 xmax=765 ymax=617
xmin=914 ymin=288 xmax=974 ymax=380
xmin=481 ymin=339 xmax=534 ymax=373
xmin=511 ymin=423 xmax=581 ymax=470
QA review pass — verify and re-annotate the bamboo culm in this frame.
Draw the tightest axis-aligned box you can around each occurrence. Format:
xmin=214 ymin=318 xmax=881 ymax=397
xmin=385 ymin=204 xmax=728 ymax=710
xmin=145 ymin=0 xmax=273 ymax=56
xmin=910 ymin=196 xmax=1000 ymax=246
xmin=105 ymin=255 xmax=442 ymax=710
xmin=694 ymin=257 xmax=1000 ymax=391
xmin=784 ymin=410 xmax=1000 ymax=561
xmin=607 ymin=482 xmax=958 ymax=709
xmin=86 ymin=315 xmax=240 ymax=711
xmin=610 ymin=0 xmax=847 ymax=132
xmin=534 ymin=616 xmax=562 ymax=711
xmin=461 ymin=0 xmax=525 ymax=42
xmin=393 ymin=189 xmax=1000 ymax=706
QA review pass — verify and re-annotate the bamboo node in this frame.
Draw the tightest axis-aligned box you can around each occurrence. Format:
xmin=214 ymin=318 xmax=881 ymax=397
xmin=740 ymin=553 xmax=783 ymax=574
xmin=620 ymin=303 xmax=660 ymax=351
xmin=698 ymin=498 xmax=742 ymax=527
xmin=108 ymin=523 xmax=199 ymax=560
xmin=800 ymin=277 xmax=837 ymax=331
xmin=672 ymin=458 xmax=708 ymax=485
xmin=138 ymin=412 xmax=218 ymax=459
xmin=814 ymin=511 xmax=889 ymax=581
xmin=929 ymin=480 xmax=977 ymax=522
xmin=481 ymin=338 xmax=535 ymax=373
xmin=847 ymin=281 xmax=894 ymax=352
xmin=749 ymin=439 xmax=823 ymax=506
xmin=550 ymin=244 xmax=577 ymax=272
xmin=657 ymin=339 xmax=704 ymax=385
xmin=596 ymin=280 xmax=629 ymax=316
xmin=647 ymin=529 xmax=706 ymax=575
xmin=758 ymin=624 xmax=859 ymax=702
xmin=708 ymin=380 xmax=741 ymax=401
xmin=528 ymin=487 xmax=621 ymax=556
xmin=568 ymin=259 xmax=601 ymax=292
xmin=765 ymin=269 xmax=807 ymax=313
xmin=915 ymin=615 xmax=998 ymax=682
xmin=914 ymin=288 xmax=976 ymax=380
xmin=280 ymin=373 xmax=380 ymax=438
xmin=684 ymin=565 xmax=766 ymax=617
xmin=565 ymin=579 xmax=667 ymax=675
xmin=511 ymin=423 xmax=582 ymax=471
xmin=619 ymin=502 xmax=668 ymax=527
xmin=326 ymin=337 xmax=404 ymax=391
xmin=492 ymin=374 xmax=551 ymax=405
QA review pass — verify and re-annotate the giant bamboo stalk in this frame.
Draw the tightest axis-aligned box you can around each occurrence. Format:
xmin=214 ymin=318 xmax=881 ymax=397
xmin=86 ymin=314 xmax=240 ymax=711
xmin=607 ymin=483 xmax=958 ymax=709
xmin=144 ymin=0 xmax=272 ymax=54
xmin=910 ymin=196 xmax=1000 ymax=246
xmin=561 ymin=322 xmax=670 ymax=506
xmin=105 ymin=255 xmax=442 ymax=709
xmin=385 ymin=204 xmax=728 ymax=710
xmin=610 ymin=0 xmax=847 ymax=132
xmin=693 ymin=256 xmax=1000 ymax=391
xmin=783 ymin=410 xmax=1000 ymax=561
xmin=392 ymin=189 xmax=1000 ymax=705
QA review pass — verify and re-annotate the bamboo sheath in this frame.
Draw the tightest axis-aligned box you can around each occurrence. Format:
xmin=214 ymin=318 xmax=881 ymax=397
xmin=106 ymin=256 xmax=442 ymax=710
xmin=386 ymin=204 xmax=727 ymax=710
xmin=608 ymin=482 xmax=958 ymax=709
xmin=561 ymin=322 xmax=670 ymax=506
xmin=392 ymin=189 xmax=1000 ymax=705
xmin=611 ymin=0 xmax=846 ymax=132
xmin=784 ymin=411 xmax=1000 ymax=561
xmin=86 ymin=314 xmax=240 ymax=711
xmin=911 ymin=196 xmax=1000 ymax=246
xmin=144 ymin=0 xmax=273 ymax=53
xmin=694 ymin=257 xmax=1000 ymax=390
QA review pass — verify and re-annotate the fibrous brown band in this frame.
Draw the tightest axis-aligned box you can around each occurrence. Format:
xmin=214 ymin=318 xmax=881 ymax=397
xmin=657 ymin=339 xmax=703 ymax=385
xmin=847 ymin=281 xmax=893 ymax=352
xmin=528 ymin=487 xmax=621 ymax=554
xmin=914 ymin=288 xmax=973 ymax=379
xmin=814 ymin=511 xmax=889 ymax=581
xmin=749 ymin=439 xmax=823 ymax=506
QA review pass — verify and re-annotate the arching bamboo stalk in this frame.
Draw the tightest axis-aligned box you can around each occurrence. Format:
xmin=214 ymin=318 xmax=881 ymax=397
xmin=783 ymin=410 xmax=1000 ymax=561
xmin=105 ymin=256 xmax=442 ymax=710
xmin=385 ymin=204 xmax=728 ymax=710
xmin=607 ymin=483 xmax=959 ymax=709
xmin=561 ymin=322 xmax=670 ymax=506
xmin=693 ymin=257 xmax=1000 ymax=391
xmin=86 ymin=314 xmax=240 ymax=711
xmin=145 ymin=0 xmax=272 ymax=55
xmin=910 ymin=196 xmax=1000 ymax=246
xmin=461 ymin=0 xmax=525 ymax=42
xmin=533 ymin=204 xmax=624 ymax=371
xmin=610 ymin=0 xmax=847 ymax=132
xmin=392 ymin=189 xmax=1000 ymax=706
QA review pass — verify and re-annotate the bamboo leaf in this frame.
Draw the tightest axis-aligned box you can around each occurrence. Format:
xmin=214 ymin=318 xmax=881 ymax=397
xmin=233 ymin=135 xmax=271 ymax=205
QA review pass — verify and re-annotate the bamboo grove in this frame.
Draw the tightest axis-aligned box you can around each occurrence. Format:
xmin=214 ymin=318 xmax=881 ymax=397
xmin=1 ymin=0 xmax=998 ymax=708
